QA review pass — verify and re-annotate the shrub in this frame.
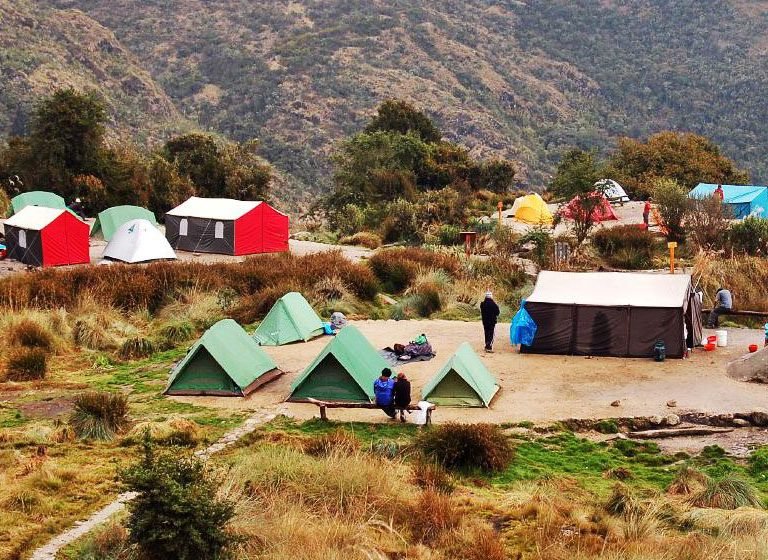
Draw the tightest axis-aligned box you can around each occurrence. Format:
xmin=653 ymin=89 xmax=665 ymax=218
xmin=411 ymin=460 xmax=455 ymax=494
xmin=5 ymin=348 xmax=47 ymax=381
xmin=692 ymin=476 xmax=763 ymax=509
xmin=159 ymin=321 xmax=194 ymax=347
xmin=118 ymin=337 xmax=155 ymax=360
xmin=408 ymin=282 xmax=443 ymax=317
xmin=369 ymin=248 xmax=461 ymax=292
xmin=667 ymin=465 xmax=708 ymax=496
xmin=687 ymin=195 xmax=732 ymax=251
xmin=73 ymin=317 xmax=118 ymax=351
xmin=417 ymin=423 xmax=514 ymax=473
xmin=592 ymin=225 xmax=656 ymax=269
xmin=8 ymin=319 xmax=54 ymax=350
xmin=749 ymin=446 xmax=768 ymax=480
xmin=595 ymin=419 xmax=619 ymax=434
xmin=124 ymin=418 xmax=203 ymax=448
xmin=652 ymin=178 xmax=690 ymax=241
xmin=381 ymin=198 xmax=419 ymax=242
xmin=442 ymin=522 xmax=507 ymax=560
xmin=303 ymin=430 xmax=360 ymax=457
xmin=333 ymin=204 xmax=366 ymax=236
xmin=605 ymin=483 xmax=640 ymax=516
xmin=437 ymin=224 xmax=461 ymax=246
xmin=729 ymin=216 xmax=768 ymax=255
xmin=407 ymin=489 xmax=461 ymax=543
xmin=338 ymin=231 xmax=382 ymax=249
xmin=70 ymin=391 xmax=129 ymax=440
xmin=519 ymin=226 xmax=553 ymax=267
xmin=67 ymin=522 xmax=133 ymax=560
xmin=121 ymin=439 xmax=235 ymax=560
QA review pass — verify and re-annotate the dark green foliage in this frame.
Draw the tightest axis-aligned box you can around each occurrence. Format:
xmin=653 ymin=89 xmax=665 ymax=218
xmin=121 ymin=438 xmax=236 ymax=560
xmin=748 ymin=447 xmax=768 ymax=481
xmin=437 ymin=224 xmax=460 ymax=246
xmin=410 ymin=282 xmax=443 ymax=317
xmin=592 ymin=225 xmax=656 ymax=269
xmin=118 ymin=337 xmax=156 ymax=360
xmin=519 ymin=226 xmax=554 ymax=267
xmin=5 ymin=348 xmax=47 ymax=381
xmin=652 ymin=178 xmax=690 ymax=242
xmin=595 ymin=419 xmax=619 ymax=434
xmin=159 ymin=322 xmax=195 ymax=347
xmin=550 ymin=149 xmax=601 ymax=200
xmin=729 ymin=217 xmax=768 ymax=255
xmin=70 ymin=391 xmax=129 ymax=440
xmin=417 ymin=423 xmax=514 ymax=473
xmin=365 ymin=99 xmax=442 ymax=142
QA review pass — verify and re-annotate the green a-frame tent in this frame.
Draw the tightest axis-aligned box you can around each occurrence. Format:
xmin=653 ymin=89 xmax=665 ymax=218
xmin=91 ymin=205 xmax=157 ymax=241
xmin=421 ymin=343 xmax=499 ymax=407
xmin=164 ymin=319 xmax=282 ymax=396
xmin=288 ymin=325 xmax=388 ymax=403
xmin=9 ymin=191 xmax=66 ymax=216
xmin=253 ymin=292 xmax=324 ymax=346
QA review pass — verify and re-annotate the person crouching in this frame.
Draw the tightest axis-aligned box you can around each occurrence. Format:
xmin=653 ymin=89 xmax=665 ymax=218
xmin=373 ymin=368 xmax=396 ymax=419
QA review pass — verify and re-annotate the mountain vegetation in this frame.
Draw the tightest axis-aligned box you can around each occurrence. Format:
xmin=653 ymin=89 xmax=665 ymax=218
xmin=4 ymin=0 xmax=768 ymax=209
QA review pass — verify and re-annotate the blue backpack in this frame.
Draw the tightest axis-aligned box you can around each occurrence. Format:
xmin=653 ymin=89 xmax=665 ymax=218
xmin=373 ymin=378 xmax=395 ymax=405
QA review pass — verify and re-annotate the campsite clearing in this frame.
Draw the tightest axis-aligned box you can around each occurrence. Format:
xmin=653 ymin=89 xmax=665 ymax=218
xmin=170 ymin=319 xmax=768 ymax=424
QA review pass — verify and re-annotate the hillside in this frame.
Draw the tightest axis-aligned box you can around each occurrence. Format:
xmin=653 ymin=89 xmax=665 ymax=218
xmin=4 ymin=0 xmax=768 ymax=205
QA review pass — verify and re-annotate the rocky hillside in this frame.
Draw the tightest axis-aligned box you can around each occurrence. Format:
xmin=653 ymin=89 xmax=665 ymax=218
xmin=4 ymin=0 xmax=768 ymax=205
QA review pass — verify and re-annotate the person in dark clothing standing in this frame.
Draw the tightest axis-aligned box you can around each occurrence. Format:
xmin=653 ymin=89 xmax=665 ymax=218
xmin=393 ymin=372 xmax=411 ymax=423
xmin=373 ymin=368 xmax=396 ymax=419
xmin=480 ymin=291 xmax=500 ymax=352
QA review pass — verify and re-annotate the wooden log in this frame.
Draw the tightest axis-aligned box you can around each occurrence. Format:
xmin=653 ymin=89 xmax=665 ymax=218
xmin=628 ymin=427 xmax=734 ymax=439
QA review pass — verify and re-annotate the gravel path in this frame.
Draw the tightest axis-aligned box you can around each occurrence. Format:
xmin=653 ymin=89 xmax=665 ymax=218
xmin=29 ymin=406 xmax=287 ymax=560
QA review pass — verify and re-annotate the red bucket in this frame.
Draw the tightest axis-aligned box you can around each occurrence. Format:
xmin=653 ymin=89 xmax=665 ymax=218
xmin=749 ymin=344 xmax=759 ymax=353
xmin=707 ymin=335 xmax=717 ymax=344
xmin=704 ymin=343 xmax=716 ymax=351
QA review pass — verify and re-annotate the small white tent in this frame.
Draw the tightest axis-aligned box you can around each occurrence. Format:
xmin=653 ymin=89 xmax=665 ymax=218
xmin=595 ymin=179 xmax=630 ymax=203
xmin=103 ymin=219 xmax=177 ymax=263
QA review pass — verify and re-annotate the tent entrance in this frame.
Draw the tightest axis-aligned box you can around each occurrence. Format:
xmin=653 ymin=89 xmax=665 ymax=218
xmin=424 ymin=369 xmax=484 ymax=407
xmin=165 ymin=347 xmax=240 ymax=396
xmin=288 ymin=354 xmax=370 ymax=403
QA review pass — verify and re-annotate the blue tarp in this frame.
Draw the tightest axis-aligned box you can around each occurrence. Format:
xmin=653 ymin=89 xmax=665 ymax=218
xmin=510 ymin=300 xmax=537 ymax=346
xmin=688 ymin=183 xmax=768 ymax=219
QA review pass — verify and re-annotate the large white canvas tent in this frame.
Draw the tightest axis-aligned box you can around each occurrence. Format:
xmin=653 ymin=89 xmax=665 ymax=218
xmin=595 ymin=179 xmax=630 ymax=203
xmin=103 ymin=219 xmax=177 ymax=263
xmin=522 ymin=272 xmax=702 ymax=358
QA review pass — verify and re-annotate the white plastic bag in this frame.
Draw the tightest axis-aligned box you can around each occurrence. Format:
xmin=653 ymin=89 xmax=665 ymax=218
xmin=413 ymin=400 xmax=433 ymax=425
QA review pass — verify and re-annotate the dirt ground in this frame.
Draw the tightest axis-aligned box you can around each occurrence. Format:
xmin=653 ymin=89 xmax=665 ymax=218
xmin=171 ymin=319 xmax=768 ymax=424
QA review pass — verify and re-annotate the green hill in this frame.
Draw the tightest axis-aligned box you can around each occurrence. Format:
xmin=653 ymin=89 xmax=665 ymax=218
xmin=4 ymin=0 xmax=768 ymax=205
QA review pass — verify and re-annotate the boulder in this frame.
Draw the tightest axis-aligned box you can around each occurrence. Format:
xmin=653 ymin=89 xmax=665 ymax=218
xmin=665 ymin=414 xmax=681 ymax=426
xmin=726 ymin=346 xmax=768 ymax=382
xmin=649 ymin=415 xmax=664 ymax=426
xmin=666 ymin=400 xmax=677 ymax=408
xmin=751 ymin=408 xmax=768 ymax=427
xmin=732 ymin=418 xmax=752 ymax=428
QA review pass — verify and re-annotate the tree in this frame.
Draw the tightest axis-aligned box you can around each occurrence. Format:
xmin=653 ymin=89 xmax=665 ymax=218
xmin=550 ymin=149 xmax=605 ymax=244
xmin=162 ymin=133 xmax=226 ymax=198
xmin=220 ymin=139 xmax=272 ymax=200
xmin=120 ymin=437 xmax=236 ymax=560
xmin=608 ymin=132 xmax=748 ymax=198
xmin=28 ymin=89 xmax=107 ymax=198
xmin=364 ymin=99 xmax=442 ymax=142
xmin=550 ymin=149 xmax=601 ymax=200
xmin=147 ymin=156 xmax=195 ymax=215
xmin=652 ymin=178 xmax=690 ymax=242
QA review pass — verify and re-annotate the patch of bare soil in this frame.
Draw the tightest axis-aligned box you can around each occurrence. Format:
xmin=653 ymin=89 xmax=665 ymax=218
xmin=18 ymin=398 xmax=73 ymax=419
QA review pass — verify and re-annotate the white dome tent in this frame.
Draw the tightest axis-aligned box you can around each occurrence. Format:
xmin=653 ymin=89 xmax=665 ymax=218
xmin=102 ymin=219 xmax=177 ymax=263
xmin=594 ymin=179 xmax=630 ymax=204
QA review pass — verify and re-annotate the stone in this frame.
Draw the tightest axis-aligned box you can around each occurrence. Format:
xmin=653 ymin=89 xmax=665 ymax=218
xmin=732 ymin=418 xmax=752 ymax=427
xmin=610 ymin=400 xmax=621 ymax=407
xmin=665 ymin=414 xmax=681 ymax=426
xmin=666 ymin=400 xmax=677 ymax=408
xmin=649 ymin=415 xmax=664 ymax=426
xmin=751 ymin=408 xmax=768 ymax=427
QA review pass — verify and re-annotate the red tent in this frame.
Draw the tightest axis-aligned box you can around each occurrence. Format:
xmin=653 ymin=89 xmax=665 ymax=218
xmin=4 ymin=206 xmax=90 ymax=267
xmin=560 ymin=193 xmax=618 ymax=222
xmin=164 ymin=197 xmax=289 ymax=255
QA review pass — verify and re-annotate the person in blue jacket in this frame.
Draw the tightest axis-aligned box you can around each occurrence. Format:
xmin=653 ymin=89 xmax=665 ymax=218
xmin=373 ymin=368 xmax=396 ymax=419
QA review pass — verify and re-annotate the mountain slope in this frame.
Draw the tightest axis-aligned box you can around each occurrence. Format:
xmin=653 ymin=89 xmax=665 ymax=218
xmin=5 ymin=0 xmax=768 ymax=203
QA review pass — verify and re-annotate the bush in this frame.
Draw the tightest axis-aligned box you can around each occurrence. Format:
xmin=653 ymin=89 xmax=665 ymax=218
xmin=67 ymin=521 xmax=133 ymax=560
xmin=592 ymin=225 xmax=656 ymax=269
xmin=381 ymin=199 xmax=419 ymax=242
xmin=5 ymin=348 xmax=47 ymax=381
xmin=749 ymin=446 xmax=768 ymax=480
xmin=159 ymin=321 xmax=194 ymax=347
xmin=8 ymin=319 xmax=54 ymax=350
xmin=411 ymin=460 xmax=455 ymax=494
xmin=519 ymin=226 xmax=553 ymax=267
xmin=70 ymin=391 xmax=129 ymax=440
xmin=417 ymin=423 xmax=514 ymax=473
xmin=303 ymin=430 xmax=360 ymax=457
xmin=687 ymin=195 xmax=732 ymax=250
xmin=118 ymin=337 xmax=155 ymax=360
xmin=121 ymin=439 xmax=235 ymax=560
xmin=407 ymin=489 xmax=461 ymax=543
xmin=692 ymin=476 xmax=763 ymax=509
xmin=369 ymin=248 xmax=461 ymax=293
xmin=652 ymin=178 xmax=690 ymax=241
xmin=339 ymin=231 xmax=382 ymax=249
xmin=437 ymin=224 xmax=461 ymax=246
xmin=729 ymin=217 xmax=768 ymax=255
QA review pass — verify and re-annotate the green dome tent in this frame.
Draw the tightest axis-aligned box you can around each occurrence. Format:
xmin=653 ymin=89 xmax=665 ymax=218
xmin=10 ymin=191 xmax=66 ymax=216
xmin=164 ymin=319 xmax=282 ymax=396
xmin=421 ymin=343 xmax=499 ymax=407
xmin=91 ymin=205 xmax=157 ymax=241
xmin=288 ymin=325 xmax=388 ymax=403
xmin=253 ymin=292 xmax=324 ymax=346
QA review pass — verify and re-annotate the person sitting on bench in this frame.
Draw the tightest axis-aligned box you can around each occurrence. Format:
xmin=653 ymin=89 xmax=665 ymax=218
xmin=373 ymin=368 xmax=396 ymax=419
xmin=393 ymin=372 xmax=411 ymax=423
xmin=707 ymin=287 xmax=732 ymax=328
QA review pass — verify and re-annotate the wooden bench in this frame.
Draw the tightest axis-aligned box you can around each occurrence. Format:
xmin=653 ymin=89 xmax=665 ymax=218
xmin=305 ymin=398 xmax=435 ymax=425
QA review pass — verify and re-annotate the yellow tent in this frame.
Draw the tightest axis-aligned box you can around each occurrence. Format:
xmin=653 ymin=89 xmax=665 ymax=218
xmin=511 ymin=194 xmax=553 ymax=225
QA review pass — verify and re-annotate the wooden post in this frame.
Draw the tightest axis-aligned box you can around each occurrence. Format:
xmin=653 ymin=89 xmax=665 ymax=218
xmin=668 ymin=241 xmax=677 ymax=274
xmin=319 ymin=405 xmax=328 ymax=421
xmin=498 ymin=200 xmax=503 ymax=224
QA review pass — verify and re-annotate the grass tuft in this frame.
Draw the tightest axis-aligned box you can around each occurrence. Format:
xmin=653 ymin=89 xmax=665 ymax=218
xmin=70 ymin=392 xmax=130 ymax=440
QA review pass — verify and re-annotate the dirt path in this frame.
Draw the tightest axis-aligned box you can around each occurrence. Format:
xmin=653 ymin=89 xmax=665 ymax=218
xmin=173 ymin=320 xmax=768 ymax=424
xmin=29 ymin=406 xmax=287 ymax=560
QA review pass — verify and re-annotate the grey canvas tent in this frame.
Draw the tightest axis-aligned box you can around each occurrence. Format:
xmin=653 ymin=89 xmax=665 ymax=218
xmin=522 ymin=272 xmax=702 ymax=359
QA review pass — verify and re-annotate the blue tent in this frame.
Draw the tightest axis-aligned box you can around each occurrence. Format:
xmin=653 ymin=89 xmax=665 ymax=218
xmin=688 ymin=183 xmax=768 ymax=219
